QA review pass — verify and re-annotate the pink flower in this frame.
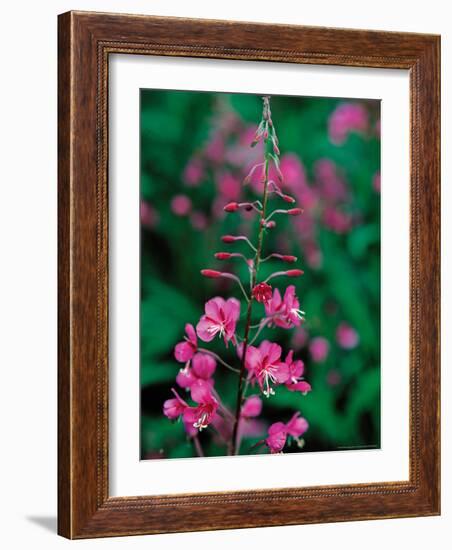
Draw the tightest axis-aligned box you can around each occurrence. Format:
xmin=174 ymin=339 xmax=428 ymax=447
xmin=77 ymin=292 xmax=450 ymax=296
xmin=329 ymin=102 xmax=369 ymax=145
xmin=245 ymin=341 xmax=290 ymax=397
xmin=285 ymin=412 xmax=309 ymax=439
xmin=183 ymin=158 xmax=204 ymax=186
xmin=174 ymin=323 xmax=198 ymax=363
xmin=265 ymin=422 xmax=287 ymax=453
xmin=309 ymin=337 xmax=330 ymax=363
xmin=217 ymin=173 xmax=241 ymax=200
xmin=241 ymin=395 xmax=263 ymax=418
xmin=171 ymin=194 xmax=192 ymax=216
xmin=264 ymin=412 xmax=309 ymax=453
xmin=176 ymin=352 xmax=216 ymax=389
xmin=190 ymin=211 xmax=208 ymax=230
xmin=163 ymin=389 xmax=188 ymax=420
xmin=284 ymin=350 xmax=311 ymax=395
xmin=196 ymin=297 xmax=240 ymax=345
xmin=373 ymin=172 xmax=381 ymax=193
xmin=265 ymin=285 xmax=305 ymax=328
xmin=327 ymin=369 xmax=342 ymax=386
xmin=140 ymin=200 xmax=159 ymax=228
xmin=192 ymin=353 xmax=217 ymax=379
xmin=336 ymin=323 xmax=359 ymax=349
xmin=252 ymin=282 xmax=273 ymax=304
xmin=183 ymin=380 xmax=219 ymax=431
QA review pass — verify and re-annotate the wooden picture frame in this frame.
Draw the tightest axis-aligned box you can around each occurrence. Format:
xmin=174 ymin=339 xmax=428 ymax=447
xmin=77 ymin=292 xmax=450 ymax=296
xmin=58 ymin=10 xmax=440 ymax=538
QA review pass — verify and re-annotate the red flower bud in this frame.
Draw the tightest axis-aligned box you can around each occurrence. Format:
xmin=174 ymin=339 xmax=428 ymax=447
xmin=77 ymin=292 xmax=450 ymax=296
xmin=282 ymin=255 xmax=297 ymax=263
xmin=266 ymin=221 xmax=276 ymax=229
xmin=201 ymin=269 xmax=222 ymax=278
xmin=252 ymin=282 xmax=273 ymax=304
xmin=224 ymin=202 xmax=239 ymax=212
xmin=287 ymin=208 xmax=303 ymax=216
xmin=281 ymin=194 xmax=296 ymax=203
xmin=215 ymin=252 xmax=232 ymax=260
xmin=221 ymin=235 xmax=237 ymax=243
xmin=285 ymin=269 xmax=304 ymax=277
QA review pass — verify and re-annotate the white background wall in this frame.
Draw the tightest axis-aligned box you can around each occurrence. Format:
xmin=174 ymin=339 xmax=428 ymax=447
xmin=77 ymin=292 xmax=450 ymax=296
xmin=0 ymin=1 xmax=449 ymax=548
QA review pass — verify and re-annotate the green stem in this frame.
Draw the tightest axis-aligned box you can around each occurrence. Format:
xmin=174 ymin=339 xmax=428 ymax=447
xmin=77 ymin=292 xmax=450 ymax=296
xmin=231 ymin=151 xmax=270 ymax=456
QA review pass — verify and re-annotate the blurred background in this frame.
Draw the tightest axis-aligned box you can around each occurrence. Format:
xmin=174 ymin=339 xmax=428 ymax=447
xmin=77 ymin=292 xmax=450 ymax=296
xmin=140 ymin=90 xmax=381 ymax=459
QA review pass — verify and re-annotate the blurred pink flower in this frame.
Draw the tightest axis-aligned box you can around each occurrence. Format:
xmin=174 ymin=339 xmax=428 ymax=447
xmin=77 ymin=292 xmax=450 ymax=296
xmin=326 ymin=369 xmax=342 ymax=387
xmin=217 ymin=173 xmax=241 ymax=200
xmin=291 ymin=327 xmax=308 ymax=350
xmin=241 ymin=395 xmax=263 ymax=418
xmin=314 ymin=159 xmax=348 ymax=202
xmin=329 ymin=102 xmax=369 ymax=145
xmin=323 ymin=207 xmax=353 ymax=234
xmin=140 ymin=200 xmax=159 ymax=228
xmin=205 ymin=136 xmax=225 ymax=163
xmin=336 ymin=322 xmax=359 ymax=349
xmin=373 ymin=172 xmax=381 ymax=193
xmin=196 ymin=297 xmax=240 ymax=345
xmin=183 ymin=157 xmax=204 ymax=186
xmin=190 ymin=211 xmax=208 ymax=230
xmin=309 ymin=337 xmax=330 ymax=363
xmin=171 ymin=194 xmax=192 ymax=216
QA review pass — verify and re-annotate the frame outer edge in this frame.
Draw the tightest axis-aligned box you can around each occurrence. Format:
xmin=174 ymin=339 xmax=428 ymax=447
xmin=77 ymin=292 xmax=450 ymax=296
xmin=57 ymin=11 xmax=73 ymax=539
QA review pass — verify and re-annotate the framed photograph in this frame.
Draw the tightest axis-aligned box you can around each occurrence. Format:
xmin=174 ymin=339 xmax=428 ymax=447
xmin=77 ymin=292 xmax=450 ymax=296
xmin=58 ymin=11 xmax=440 ymax=538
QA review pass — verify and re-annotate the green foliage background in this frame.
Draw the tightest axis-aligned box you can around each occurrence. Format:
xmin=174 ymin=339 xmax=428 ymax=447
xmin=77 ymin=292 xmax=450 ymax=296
xmin=140 ymin=90 xmax=380 ymax=459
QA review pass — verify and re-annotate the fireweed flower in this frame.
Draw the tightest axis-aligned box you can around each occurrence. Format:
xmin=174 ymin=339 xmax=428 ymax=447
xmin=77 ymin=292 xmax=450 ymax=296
xmin=284 ymin=350 xmax=311 ymax=395
xmin=176 ymin=353 xmax=216 ymax=389
xmin=285 ymin=412 xmax=309 ymax=444
xmin=245 ymin=341 xmax=290 ymax=397
xmin=265 ymin=285 xmax=305 ymax=328
xmin=252 ymin=282 xmax=273 ymax=304
xmin=196 ymin=297 xmax=240 ymax=345
xmin=183 ymin=380 xmax=219 ymax=431
xmin=163 ymin=388 xmax=189 ymax=420
xmin=265 ymin=422 xmax=287 ymax=453
xmin=174 ymin=323 xmax=198 ymax=363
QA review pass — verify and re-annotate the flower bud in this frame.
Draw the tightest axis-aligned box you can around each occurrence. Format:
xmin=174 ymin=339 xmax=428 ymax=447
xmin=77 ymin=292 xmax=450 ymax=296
xmin=281 ymin=194 xmax=296 ymax=203
xmin=221 ymin=235 xmax=237 ymax=243
xmin=200 ymin=269 xmax=222 ymax=278
xmin=285 ymin=269 xmax=304 ymax=277
xmin=287 ymin=208 xmax=303 ymax=216
xmin=266 ymin=221 xmax=276 ymax=229
xmin=224 ymin=202 xmax=239 ymax=212
xmin=282 ymin=255 xmax=297 ymax=263
xmin=252 ymin=282 xmax=273 ymax=304
xmin=215 ymin=252 xmax=232 ymax=260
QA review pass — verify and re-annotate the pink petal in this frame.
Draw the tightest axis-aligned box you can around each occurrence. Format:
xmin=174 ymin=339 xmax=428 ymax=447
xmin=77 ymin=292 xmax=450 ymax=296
xmin=192 ymin=353 xmax=216 ymax=379
xmin=286 ymin=413 xmax=309 ymax=437
xmin=185 ymin=323 xmax=197 ymax=345
xmin=204 ymin=297 xmax=226 ymax=320
xmin=174 ymin=341 xmax=195 ymax=363
xmin=196 ymin=316 xmax=216 ymax=342
xmin=190 ymin=379 xmax=215 ymax=404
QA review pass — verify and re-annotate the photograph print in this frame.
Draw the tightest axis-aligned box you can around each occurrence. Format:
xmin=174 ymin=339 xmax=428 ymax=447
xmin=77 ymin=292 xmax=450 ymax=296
xmin=140 ymin=89 xmax=381 ymax=460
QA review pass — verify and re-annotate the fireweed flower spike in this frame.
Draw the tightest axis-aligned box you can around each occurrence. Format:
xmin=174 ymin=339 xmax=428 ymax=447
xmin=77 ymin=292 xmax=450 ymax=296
xmin=163 ymin=95 xmax=312 ymax=457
